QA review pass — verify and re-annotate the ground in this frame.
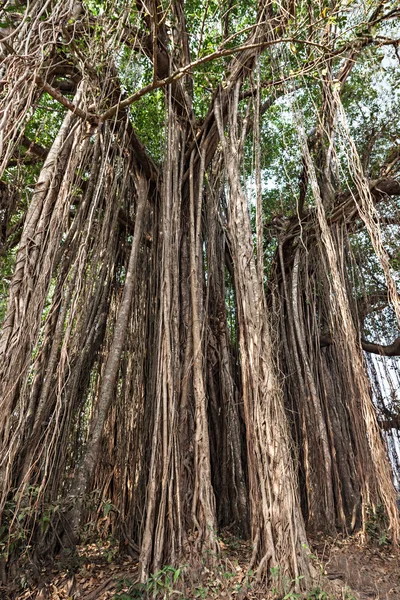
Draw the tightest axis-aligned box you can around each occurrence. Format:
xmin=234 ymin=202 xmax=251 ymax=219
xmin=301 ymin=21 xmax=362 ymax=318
xmin=313 ymin=537 xmax=400 ymax=600
xmin=3 ymin=534 xmax=400 ymax=600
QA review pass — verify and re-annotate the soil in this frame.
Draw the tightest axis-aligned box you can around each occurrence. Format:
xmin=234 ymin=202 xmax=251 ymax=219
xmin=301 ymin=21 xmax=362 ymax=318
xmin=3 ymin=534 xmax=400 ymax=600
xmin=313 ymin=536 xmax=400 ymax=600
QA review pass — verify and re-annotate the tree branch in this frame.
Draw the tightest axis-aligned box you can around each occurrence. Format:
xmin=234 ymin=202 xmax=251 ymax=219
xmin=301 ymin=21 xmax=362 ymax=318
xmin=379 ymin=413 xmax=400 ymax=431
xmin=19 ymin=135 xmax=49 ymax=160
xmin=98 ymin=36 xmax=328 ymax=122
xmin=320 ymin=331 xmax=400 ymax=357
xmin=361 ymin=336 xmax=400 ymax=357
xmin=326 ymin=178 xmax=400 ymax=225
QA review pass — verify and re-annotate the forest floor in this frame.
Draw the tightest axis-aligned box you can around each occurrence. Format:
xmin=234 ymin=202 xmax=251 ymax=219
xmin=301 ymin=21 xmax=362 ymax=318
xmin=4 ymin=533 xmax=400 ymax=600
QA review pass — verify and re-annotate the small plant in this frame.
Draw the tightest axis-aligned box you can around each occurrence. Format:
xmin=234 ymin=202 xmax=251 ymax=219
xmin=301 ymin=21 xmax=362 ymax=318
xmin=113 ymin=565 xmax=185 ymax=600
xmin=378 ymin=531 xmax=389 ymax=547
xmin=222 ymin=570 xmax=235 ymax=580
xmin=365 ymin=503 xmax=389 ymax=545
xmin=220 ymin=533 xmax=241 ymax=552
xmin=0 ymin=485 xmax=57 ymax=560
xmin=306 ymin=588 xmax=329 ymax=599
xmin=101 ymin=538 xmax=119 ymax=563
xmin=146 ymin=564 xmax=184 ymax=598
xmin=270 ymin=564 xmax=282 ymax=595
xmin=234 ymin=567 xmax=255 ymax=595
xmin=270 ymin=565 xmax=304 ymax=598
xmin=113 ymin=587 xmax=146 ymax=600
xmin=343 ymin=591 xmax=357 ymax=600
xmin=113 ymin=578 xmax=145 ymax=600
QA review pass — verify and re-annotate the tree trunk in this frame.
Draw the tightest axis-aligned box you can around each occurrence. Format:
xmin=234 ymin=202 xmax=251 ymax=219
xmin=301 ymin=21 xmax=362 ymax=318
xmin=67 ymin=173 xmax=148 ymax=541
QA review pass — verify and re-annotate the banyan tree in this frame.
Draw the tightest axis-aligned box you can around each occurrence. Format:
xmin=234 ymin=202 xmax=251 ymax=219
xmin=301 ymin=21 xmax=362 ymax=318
xmin=0 ymin=0 xmax=400 ymax=594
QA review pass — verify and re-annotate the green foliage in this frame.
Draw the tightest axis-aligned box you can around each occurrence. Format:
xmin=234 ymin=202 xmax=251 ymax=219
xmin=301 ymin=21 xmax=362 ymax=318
xmin=129 ymin=91 xmax=165 ymax=162
xmin=0 ymin=485 xmax=62 ymax=560
xmin=343 ymin=592 xmax=357 ymax=600
xmin=193 ymin=586 xmax=208 ymax=598
xmin=306 ymin=588 xmax=329 ymax=600
xmin=113 ymin=564 xmax=186 ymax=599
xmin=0 ymin=245 xmax=16 ymax=323
xmin=113 ymin=578 xmax=145 ymax=600
xmin=365 ymin=503 xmax=390 ymax=546
xmin=185 ymin=0 xmax=258 ymax=117
xmin=25 ymin=93 xmax=66 ymax=149
xmin=270 ymin=565 xmax=305 ymax=599
xmin=0 ymin=486 xmax=108 ymax=566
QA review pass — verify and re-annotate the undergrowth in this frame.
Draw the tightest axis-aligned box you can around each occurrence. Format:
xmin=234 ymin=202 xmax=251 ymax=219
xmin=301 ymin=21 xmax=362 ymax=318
xmin=111 ymin=562 xmax=357 ymax=600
